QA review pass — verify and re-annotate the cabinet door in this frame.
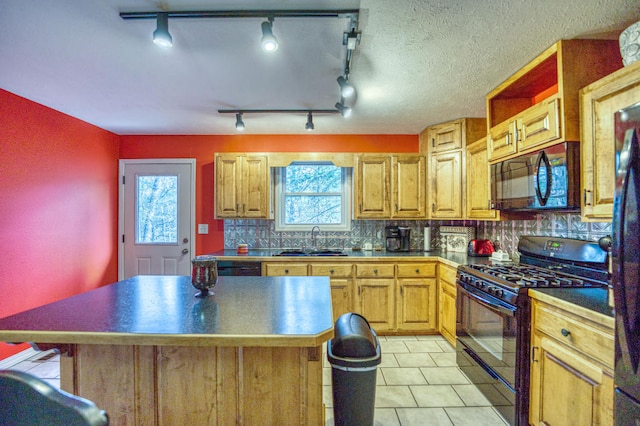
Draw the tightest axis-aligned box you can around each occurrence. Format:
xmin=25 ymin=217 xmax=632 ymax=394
xmin=439 ymin=281 xmax=457 ymax=347
xmin=329 ymin=279 xmax=353 ymax=323
xmin=488 ymin=119 xmax=517 ymax=162
xmin=517 ymin=97 xmax=561 ymax=152
xmin=530 ymin=334 xmax=614 ymax=426
xmin=215 ymin=155 xmax=241 ymax=218
xmin=392 ymin=155 xmax=426 ymax=218
xmin=355 ymin=155 xmax=391 ymax=218
xmin=465 ymin=137 xmax=499 ymax=220
xmin=357 ymin=279 xmax=395 ymax=331
xmin=580 ymin=62 xmax=640 ymax=221
xmin=397 ymin=278 xmax=437 ymax=332
xmin=242 ymin=155 xmax=270 ymax=218
xmin=310 ymin=263 xmax=354 ymax=323
xmin=426 ymin=120 xmax=462 ymax=152
xmin=430 ymin=150 xmax=462 ymax=218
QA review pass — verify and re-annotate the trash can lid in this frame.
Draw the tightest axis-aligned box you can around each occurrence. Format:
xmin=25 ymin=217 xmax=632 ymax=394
xmin=331 ymin=313 xmax=377 ymax=358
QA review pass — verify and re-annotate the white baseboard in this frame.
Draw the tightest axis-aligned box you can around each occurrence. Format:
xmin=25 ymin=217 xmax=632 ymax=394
xmin=0 ymin=347 xmax=39 ymax=369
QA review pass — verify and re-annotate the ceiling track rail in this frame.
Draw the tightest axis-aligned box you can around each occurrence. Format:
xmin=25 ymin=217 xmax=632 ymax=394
xmin=119 ymin=9 xmax=359 ymax=21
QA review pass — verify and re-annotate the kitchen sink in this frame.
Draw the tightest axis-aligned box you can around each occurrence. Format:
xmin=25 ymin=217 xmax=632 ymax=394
xmin=272 ymin=249 xmax=348 ymax=257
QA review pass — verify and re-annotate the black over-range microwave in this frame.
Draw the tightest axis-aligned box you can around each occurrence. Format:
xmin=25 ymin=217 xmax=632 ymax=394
xmin=490 ymin=142 xmax=580 ymax=212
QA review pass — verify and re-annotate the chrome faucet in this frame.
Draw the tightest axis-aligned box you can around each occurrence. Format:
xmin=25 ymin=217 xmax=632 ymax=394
xmin=311 ymin=226 xmax=321 ymax=248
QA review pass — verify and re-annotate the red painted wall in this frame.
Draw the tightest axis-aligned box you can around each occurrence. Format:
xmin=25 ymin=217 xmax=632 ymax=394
xmin=0 ymin=89 xmax=120 ymax=359
xmin=119 ymin=134 xmax=418 ymax=254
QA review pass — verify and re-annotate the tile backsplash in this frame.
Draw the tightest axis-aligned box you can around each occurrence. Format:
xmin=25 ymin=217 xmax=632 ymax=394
xmin=224 ymin=213 xmax=612 ymax=256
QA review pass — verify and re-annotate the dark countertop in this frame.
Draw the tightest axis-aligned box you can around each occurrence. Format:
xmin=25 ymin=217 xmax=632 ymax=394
xmin=0 ymin=275 xmax=333 ymax=347
xmin=529 ymin=287 xmax=614 ymax=318
xmin=209 ymin=248 xmax=494 ymax=267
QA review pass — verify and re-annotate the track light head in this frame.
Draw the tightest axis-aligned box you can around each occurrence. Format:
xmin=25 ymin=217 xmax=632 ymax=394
xmin=235 ymin=113 xmax=245 ymax=131
xmin=261 ymin=19 xmax=279 ymax=52
xmin=153 ymin=13 xmax=173 ymax=48
xmin=335 ymin=102 xmax=352 ymax=118
xmin=305 ymin=112 xmax=314 ymax=131
xmin=337 ymin=76 xmax=355 ymax=98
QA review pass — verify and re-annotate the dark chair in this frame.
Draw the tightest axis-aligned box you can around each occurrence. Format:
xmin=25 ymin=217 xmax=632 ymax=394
xmin=0 ymin=369 xmax=108 ymax=425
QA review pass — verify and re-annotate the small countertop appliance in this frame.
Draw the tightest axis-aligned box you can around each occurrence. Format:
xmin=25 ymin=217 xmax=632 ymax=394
xmin=385 ymin=226 xmax=411 ymax=252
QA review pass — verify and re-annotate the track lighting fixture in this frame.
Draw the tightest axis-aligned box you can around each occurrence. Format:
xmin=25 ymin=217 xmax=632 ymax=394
xmin=152 ymin=13 xmax=173 ymax=48
xmin=305 ymin=112 xmax=314 ymax=131
xmin=337 ymin=76 xmax=355 ymax=98
xmin=235 ymin=113 xmax=245 ymax=131
xmin=261 ymin=18 xmax=279 ymax=52
xmin=334 ymin=101 xmax=352 ymax=118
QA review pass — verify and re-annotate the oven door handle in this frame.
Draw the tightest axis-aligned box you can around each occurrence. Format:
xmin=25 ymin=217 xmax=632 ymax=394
xmin=458 ymin=283 xmax=516 ymax=317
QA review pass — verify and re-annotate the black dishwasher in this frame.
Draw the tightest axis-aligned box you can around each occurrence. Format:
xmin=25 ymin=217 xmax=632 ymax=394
xmin=216 ymin=260 xmax=262 ymax=276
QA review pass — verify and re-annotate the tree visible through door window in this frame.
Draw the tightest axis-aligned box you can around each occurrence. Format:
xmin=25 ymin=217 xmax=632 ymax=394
xmin=136 ymin=175 xmax=178 ymax=243
xmin=275 ymin=163 xmax=351 ymax=231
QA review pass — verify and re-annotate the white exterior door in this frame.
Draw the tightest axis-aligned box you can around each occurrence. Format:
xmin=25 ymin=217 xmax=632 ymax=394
xmin=119 ymin=159 xmax=195 ymax=279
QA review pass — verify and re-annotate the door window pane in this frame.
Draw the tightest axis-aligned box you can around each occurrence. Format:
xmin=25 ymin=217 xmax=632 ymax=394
xmin=136 ymin=175 xmax=178 ymax=244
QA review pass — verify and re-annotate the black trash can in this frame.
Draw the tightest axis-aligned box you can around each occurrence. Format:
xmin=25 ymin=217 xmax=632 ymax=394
xmin=327 ymin=312 xmax=381 ymax=426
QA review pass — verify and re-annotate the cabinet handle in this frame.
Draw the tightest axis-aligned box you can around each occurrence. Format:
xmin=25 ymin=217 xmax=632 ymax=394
xmin=531 ymin=346 xmax=538 ymax=363
xmin=432 ymin=203 xmax=435 ymax=213
xmin=373 ymin=269 xmax=378 ymax=274
xmin=330 ymin=269 xmax=335 ymax=274
xmin=236 ymin=203 xmax=239 ymax=212
xmin=400 ymin=286 xmax=403 ymax=295
xmin=243 ymin=204 xmax=246 ymax=213
xmin=431 ymin=137 xmax=435 ymax=148
xmin=560 ymin=328 xmax=571 ymax=337
xmin=583 ymin=189 xmax=592 ymax=206
xmin=358 ymin=286 xmax=361 ymax=295
xmin=505 ymin=133 xmax=510 ymax=145
xmin=415 ymin=269 xmax=420 ymax=274
xmin=284 ymin=269 xmax=289 ymax=274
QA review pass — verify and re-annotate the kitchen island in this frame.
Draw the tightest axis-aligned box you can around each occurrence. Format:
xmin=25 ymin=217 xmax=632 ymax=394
xmin=0 ymin=275 xmax=333 ymax=425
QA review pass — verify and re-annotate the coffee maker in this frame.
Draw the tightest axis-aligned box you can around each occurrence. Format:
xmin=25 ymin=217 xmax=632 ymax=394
xmin=385 ymin=226 xmax=411 ymax=252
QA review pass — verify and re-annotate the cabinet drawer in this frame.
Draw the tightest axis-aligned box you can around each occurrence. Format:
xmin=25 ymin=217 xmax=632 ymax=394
xmin=355 ymin=263 xmax=395 ymax=278
xmin=439 ymin=264 xmax=458 ymax=285
xmin=264 ymin=263 xmax=308 ymax=276
xmin=397 ymin=263 xmax=436 ymax=278
xmin=488 ymin=120 xmax=517 ymax=162
xmin=534 ymin=303 xmax=614 ymax=368
xmin=517 ymin=97 xmax=561 ymax=151
xmin=310 ymin=264 xmax=353 ymax=278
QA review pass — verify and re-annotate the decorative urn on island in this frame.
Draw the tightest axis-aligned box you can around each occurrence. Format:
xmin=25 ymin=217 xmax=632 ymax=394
xmin=191 ymin=255 xmax=218 ymax=297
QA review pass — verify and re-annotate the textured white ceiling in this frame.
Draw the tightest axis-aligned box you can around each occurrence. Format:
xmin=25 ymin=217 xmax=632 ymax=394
xmin=0 ymin=0 xmax=639 ymax=135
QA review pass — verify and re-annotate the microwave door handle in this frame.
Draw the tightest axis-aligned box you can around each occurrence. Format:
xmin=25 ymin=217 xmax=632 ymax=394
xmin=534 ymin=151 xmax=551 ymax=206
xmin=613 ymin=128 xmax=640 ymax=373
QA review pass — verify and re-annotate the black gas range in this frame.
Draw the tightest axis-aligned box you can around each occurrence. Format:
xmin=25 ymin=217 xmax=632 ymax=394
xmin=455 ymin=236 xmax=609 ymax=425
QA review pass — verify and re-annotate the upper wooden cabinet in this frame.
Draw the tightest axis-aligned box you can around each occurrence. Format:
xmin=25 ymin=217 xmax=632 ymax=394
xmin=465 ymin=137 xmax=499 ymax=220
xmin=354 ymin=154 xmax=426 ymax=219
xmin=214 ymin=154 xmax=270 ymax=219
xmin=486 ymin=39 xmax=622 ymax=163
xmin=420 ymin=118 xmax=486 ymax=219
xmin=580 ymin=60 xmax=640 ymax=222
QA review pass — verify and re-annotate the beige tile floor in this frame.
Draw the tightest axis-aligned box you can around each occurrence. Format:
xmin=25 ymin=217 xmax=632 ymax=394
xmin=323 ymin=335 xmax=509 ymax=426
xmin=7 ymin=335 xmax=509 ymax=426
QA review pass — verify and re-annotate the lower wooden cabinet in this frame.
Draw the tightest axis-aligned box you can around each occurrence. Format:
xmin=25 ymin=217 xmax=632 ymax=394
xmin=263 ymin=259 xmax=444 ymax=334
xmin=356 ymin=263 xmax=396 ymax=332
xmin=529 ymin=294 xmax=614 ymax=426
xmin=310 ymin=263 xmax=354 ymax=324
xmin=438 ymin=263 xmax=458 ymax=346
xmin=396 ymin=262 xmax=437 ymax=332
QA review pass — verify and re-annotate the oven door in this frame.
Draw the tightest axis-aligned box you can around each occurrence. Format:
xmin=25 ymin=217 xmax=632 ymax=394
xmin=456 ymin=281 xmax=517 ymax=424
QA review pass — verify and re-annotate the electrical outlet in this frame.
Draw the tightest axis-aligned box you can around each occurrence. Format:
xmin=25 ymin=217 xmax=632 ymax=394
xmin=198 ymin=224 xmax=208 ymax=234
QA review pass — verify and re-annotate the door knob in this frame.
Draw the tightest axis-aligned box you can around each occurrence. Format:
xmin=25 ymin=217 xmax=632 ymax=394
xmin=182 ymin=248 xmax=189 ymax=255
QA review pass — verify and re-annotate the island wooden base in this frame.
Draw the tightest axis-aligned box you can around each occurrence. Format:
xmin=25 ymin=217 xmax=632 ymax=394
xmin=60 ymin=344 xmax=324 ymax=425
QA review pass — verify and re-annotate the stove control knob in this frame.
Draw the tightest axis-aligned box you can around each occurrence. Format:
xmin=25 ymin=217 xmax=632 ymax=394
xmin=478 ymin=281 xmax=486 ymax=289
xmin=487 ymin=286 xmax=494 ymax=294
xmin=494 ymin=288 xmax=504 ymax=298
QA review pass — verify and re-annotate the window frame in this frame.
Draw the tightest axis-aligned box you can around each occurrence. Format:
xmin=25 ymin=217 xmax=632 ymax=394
xmin=274 ymin=161 xmax=352 ymax=232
